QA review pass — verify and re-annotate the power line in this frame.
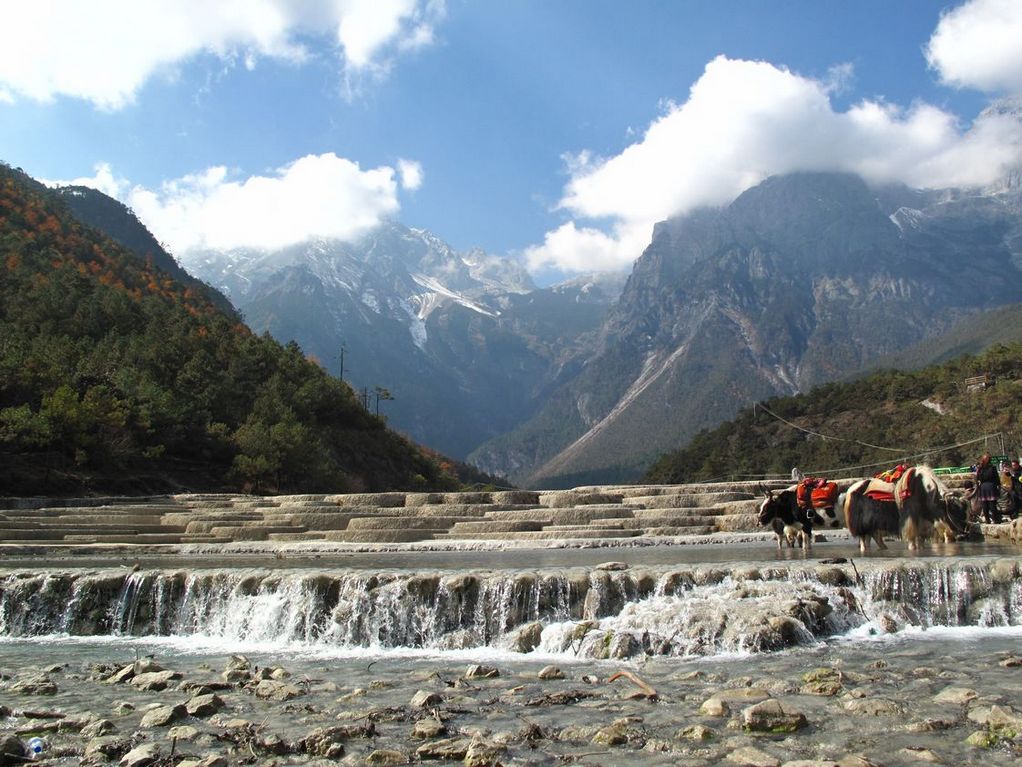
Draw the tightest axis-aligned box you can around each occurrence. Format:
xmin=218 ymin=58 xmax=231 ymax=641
xmin=755 ymin=402 xmax=910 ymax=453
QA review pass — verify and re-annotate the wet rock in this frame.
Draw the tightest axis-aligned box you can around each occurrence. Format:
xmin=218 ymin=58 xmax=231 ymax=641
xmin=965 ymin=730 xmax=998 ymax=748
xmin=221 ymin=668 xmax=250 ymax=684
xmin=10 ymin=674 xmax=57 ymax=695
xmin=906 ymin=718 xmax=955 ymax=732
xmin=933 ymin=687 xmax=977 ymax=705
xmin=175 ymin=757 xmax=227 ymax=767
xmin=781 ymin=762 xmax=839 ymax=767
xmin=592 ymin=723 xmax=629 ymax=746
xmin=256 ymin=733 xmax=289 ymax=755
xmin=537 ymin=665 xmax=564 ymax=680
xmin=254 ymin=679 xmax=303 ymax=701
xmin=835 ymin=758 xmax=883 ymax=767
xmin=112 ymin=702 xmax=135 ymax=716
xmin=415 ymin=736 xmax=470 ymax=760
xmin=677 ymin=724 xmax=714 ymax=741
xmin=105 ymin=665 xmax=136 ymax=684
xmin=557 ymin=725 xmax=600 ymax=742
xmin=297 ymin=724 xmax=375 ymax=756
xmin=185 ymin=693 xmax=224 ymax=717
xmin=80 ymin=719 xmax=116 ymax=738
xmin=464 ymin=738 xmax=506 ymax=767
xmin=269 ymin=667 xmax=290 ymax=680
xmin=0 ymin=737 xmax=28 ymax=767
xmin=119 ymin=743 xmax=162 ymax=767
xmin=608 ymin=632 xmax=640 ymax=659
xmin=130 ymin=670 xmax=180 ymax=691
xmin=596 ymin=562 xmax=629 ymax=571
xmin=843 ymin=697 xmax=903 ymax=716
xmin=506 ymin=621 xmax=544 ymax=654
xmin=741 ymin=700 xmax=807 ymax=733
xmin=898 ymin=747 xmax=941 ymax=762
xmin=967 ymin=704 xmax=1022 ymax=730
xmin=168 ymin=724 xmax=201 ymax=740
xmin=139 ymin=703 xmax=186 ymax=728
xmin=365 ymin=749 xmax=408 ymax=766
xmin=132 ymin=658 xmax=163 ymax=674
xmin=700 ymin=696 xmax=730 ymax=716
xmin=464 ymin=665 xmax=499 ymax=680
xmin=83 ymin=736 xmax=131 ymax=763
xmin=410 ymin=690 xmax=444 ymax=708
xmin=412 ymin=718 xmax=447 ymax=739
xmin=1000 ymin=656 xmax=1022 ymax=668
xmin=728 ymin=745 xmax=780 ymax=767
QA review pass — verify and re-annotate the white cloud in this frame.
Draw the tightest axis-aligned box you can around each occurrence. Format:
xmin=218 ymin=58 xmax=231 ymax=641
xmin=0 ymin=0 xmax=445 ymax=109
xmin=46 ymin=162 xmax=129 ymax=198
xmin=926 ymin=0 xmax=1022 ymax=93
xmin=397 ymin=158 xmax=424 ymax=190
xmin=527 ymin=55 xmax=1022 ymax=274
xmin=100 ymin=153 xmax=404 ymax=253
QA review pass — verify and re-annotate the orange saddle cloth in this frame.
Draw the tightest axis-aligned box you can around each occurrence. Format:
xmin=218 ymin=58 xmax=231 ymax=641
xmin=797 ymin=478 xmax=839 ymax=509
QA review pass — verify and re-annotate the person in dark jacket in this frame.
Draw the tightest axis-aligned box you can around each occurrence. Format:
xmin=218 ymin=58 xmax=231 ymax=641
xmin=976 ymin=453 xmax=1002 ymax=524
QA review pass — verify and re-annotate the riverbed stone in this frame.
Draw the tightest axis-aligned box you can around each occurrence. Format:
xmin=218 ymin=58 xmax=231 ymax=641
xmin=965 ymin=730 xmax=998 ymax=748
xmin=898 ymin=746 xmax=941 ymax=762
xmin=933 ymin=686 xmax=977 ymax=705
xmin=410 ymin=689 xmax=443 ymax=708
xmin=119 ymin=743 xmax=162 ymax=767
xmin=843 ymin=697 xmax=903 ymax=716
xmin=168 ymin=724 xmax=201 ymax=740
xmin=365 ymin=749 xmax=408 ymax=766
xmin=106 ymin=665 xmax=136 ymax=684
xmin=728 ymin=745 xmax=780 ymax=767
xmin=506 ymin=621 xmax=543 ymax=653
xmin=0 ymin=737 xmax=28 ymax=767
xmin=464 ymin=738 xmax=506 ymax=767
xmin=700 ymin=696 xmax=730 ymax=716
xmin=741 ymin=699 xmax=807 ymax=733
xmin=677 ymin=724 xmax=714 ymax=741
xmin=966 ymin=703 xmax=1022 ymax=732
xmin=130 ymin=670 xmax=180 ymax=691
xmin=133 ymin=658 xmax=163 ymax=674
xmin=537 ymin=665 xmax=564 ymax=680
xmin=83 ymin=736 xmax=131 ymax=763
xmin=415 ymin=736 xmax=470 ymax=760
xmin=465 ymin=664 xmax=499 ymax=680
xmin=781 ymin=762 xmax=839 ymax=767
xmin=185 ymin=693 xmax=224 ymax=717
xmin=10 ymin=674 xmax=57 ymax=694
xmin=412 ymin=718 xmax=447 ymax=739
xmin=139 ymin=703 xmax=186 ymax=728
xmin=81 ymin=718 xmax=116 ymax=738
xmin=254 ymin=679 xmax=303 ymax=701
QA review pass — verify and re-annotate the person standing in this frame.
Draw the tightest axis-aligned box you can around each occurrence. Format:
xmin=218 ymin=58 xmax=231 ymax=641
xmin=1009 ymin=458 xmax=1022 ymax=519
xmin=976 ymin=453 xmax=1002 ymax=524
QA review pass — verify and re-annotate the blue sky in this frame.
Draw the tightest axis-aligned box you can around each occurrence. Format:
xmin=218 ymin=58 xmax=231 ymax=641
xmin=2 ymin=1 xmax=1020 ymax=283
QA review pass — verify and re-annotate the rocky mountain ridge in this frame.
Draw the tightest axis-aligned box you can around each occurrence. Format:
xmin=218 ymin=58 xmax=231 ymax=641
xmin=471 ymin=172 xmax=1022 ymax=487
xmin=180 ymin=223 xmax=622 ymax=459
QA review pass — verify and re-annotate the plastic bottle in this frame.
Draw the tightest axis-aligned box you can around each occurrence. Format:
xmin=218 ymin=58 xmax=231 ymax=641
xmin=26 ymin=737 xmax=45 ymax=757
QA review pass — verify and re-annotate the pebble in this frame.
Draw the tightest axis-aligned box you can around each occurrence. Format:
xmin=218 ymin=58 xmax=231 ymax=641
xmin=410 ymin=689 xmax=443 ymax=708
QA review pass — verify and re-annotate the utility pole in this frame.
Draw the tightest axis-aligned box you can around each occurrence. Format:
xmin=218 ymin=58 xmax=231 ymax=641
xmin=338 ymin=341 xmax=347 ymax=381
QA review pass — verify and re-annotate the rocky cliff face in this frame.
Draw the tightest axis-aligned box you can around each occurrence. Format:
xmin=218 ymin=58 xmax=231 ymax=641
xmin=472 ymin=172 xmax=1022 ymax=487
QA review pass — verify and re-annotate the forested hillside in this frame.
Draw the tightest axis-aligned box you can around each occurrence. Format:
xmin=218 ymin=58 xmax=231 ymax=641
xmin=0 ymin=164 xmax=458 ymax=495
xmin=645 ymin=342 xmax=1022 ymax=483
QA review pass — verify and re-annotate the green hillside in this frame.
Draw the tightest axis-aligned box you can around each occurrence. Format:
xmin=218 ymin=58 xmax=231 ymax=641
xmin=645 ymin=342 xmax=1022 ymax=483
xmin=0 ymin=163 xmax=458 ymax=495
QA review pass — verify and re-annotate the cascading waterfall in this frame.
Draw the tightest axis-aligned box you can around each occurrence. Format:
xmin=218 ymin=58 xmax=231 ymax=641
xmin=1 ymin=557 xmax=1019 ymax=659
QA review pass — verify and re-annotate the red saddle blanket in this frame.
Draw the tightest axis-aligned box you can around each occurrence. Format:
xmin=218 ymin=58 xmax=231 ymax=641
xmin=797 ymin=478 xmax=839 ymax=509
xmin=862 ymin=468 xmax=913 ymax=503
